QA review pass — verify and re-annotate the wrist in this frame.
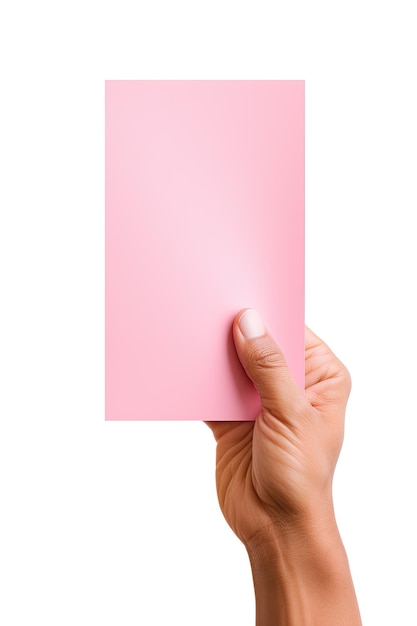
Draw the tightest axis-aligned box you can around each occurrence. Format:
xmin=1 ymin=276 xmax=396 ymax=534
xmin=245 ymin=507 xmax=361 ymax=626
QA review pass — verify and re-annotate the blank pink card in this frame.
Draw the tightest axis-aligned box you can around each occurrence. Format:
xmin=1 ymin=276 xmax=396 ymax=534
xmin=105 ymin=80 xmax=304 ymax=421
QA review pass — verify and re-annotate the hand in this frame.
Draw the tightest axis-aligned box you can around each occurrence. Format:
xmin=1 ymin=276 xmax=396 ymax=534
xmin=206 ymin=309 xmax=361 ymax=625
xmin=206 ymin=308 xmax=350 ymax=544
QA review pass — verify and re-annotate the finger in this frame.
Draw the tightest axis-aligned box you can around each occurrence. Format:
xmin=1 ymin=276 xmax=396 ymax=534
xmin=204 ymin=421 xmax=235 ymax=441
xmin=233 ymin=309 xmax=308 ymax=422
xmin=305 ymin=325 xmax=325 ymax=351
xmin=304 ymin=325 xmax=351 ymax=401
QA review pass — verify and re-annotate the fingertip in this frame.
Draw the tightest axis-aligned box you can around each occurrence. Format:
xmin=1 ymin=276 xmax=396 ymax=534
xmin=232 ymin=308 xmax=251 ymax=345
xmin=235 ymin=308 xmax=265 ymax=340
xmin=234 ymin=308 xmax=252 ymax=329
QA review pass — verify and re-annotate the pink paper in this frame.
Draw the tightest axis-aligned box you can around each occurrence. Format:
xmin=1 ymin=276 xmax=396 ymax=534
xmin=105 ymin=80 xmax=304 ymax=420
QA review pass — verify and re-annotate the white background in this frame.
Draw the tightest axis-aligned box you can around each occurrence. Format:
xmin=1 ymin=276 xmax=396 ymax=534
xmin=0 ymin=1 xmax=416 ymax=624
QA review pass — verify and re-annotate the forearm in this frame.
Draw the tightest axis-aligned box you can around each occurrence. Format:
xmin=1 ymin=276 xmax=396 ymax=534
xmin=246 ymin=511 xmax=362 ymax=626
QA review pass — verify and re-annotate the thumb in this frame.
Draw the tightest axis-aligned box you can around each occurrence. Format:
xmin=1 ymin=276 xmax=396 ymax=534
xmin=233 ymin=309 xmax=307 ymax=421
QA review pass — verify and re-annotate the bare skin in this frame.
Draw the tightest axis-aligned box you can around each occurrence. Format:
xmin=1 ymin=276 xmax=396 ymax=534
xmin=207 ymin=309 xmax=362 ymax=626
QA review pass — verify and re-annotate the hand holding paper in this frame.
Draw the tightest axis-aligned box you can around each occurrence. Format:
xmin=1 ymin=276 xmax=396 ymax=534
xmin=207 ymin=315 xmax=362 ymax=625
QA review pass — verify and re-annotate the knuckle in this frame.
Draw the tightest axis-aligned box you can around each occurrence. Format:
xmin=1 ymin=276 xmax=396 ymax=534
xmin=251 ymin=344 xmax=285 ymax=369
xmin=338 ymin=361 xmax=352 ymax=393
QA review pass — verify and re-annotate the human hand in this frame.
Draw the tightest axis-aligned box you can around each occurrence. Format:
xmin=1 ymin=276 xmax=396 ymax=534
xmin=207 ymin=308 xmax=350 ymax=543
xmin=206 ymin=309 xmax=361 ymax=625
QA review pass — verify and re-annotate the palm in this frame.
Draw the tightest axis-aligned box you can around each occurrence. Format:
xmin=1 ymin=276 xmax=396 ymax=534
xmin=206 ymin=327 xmax=351 ymax=545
